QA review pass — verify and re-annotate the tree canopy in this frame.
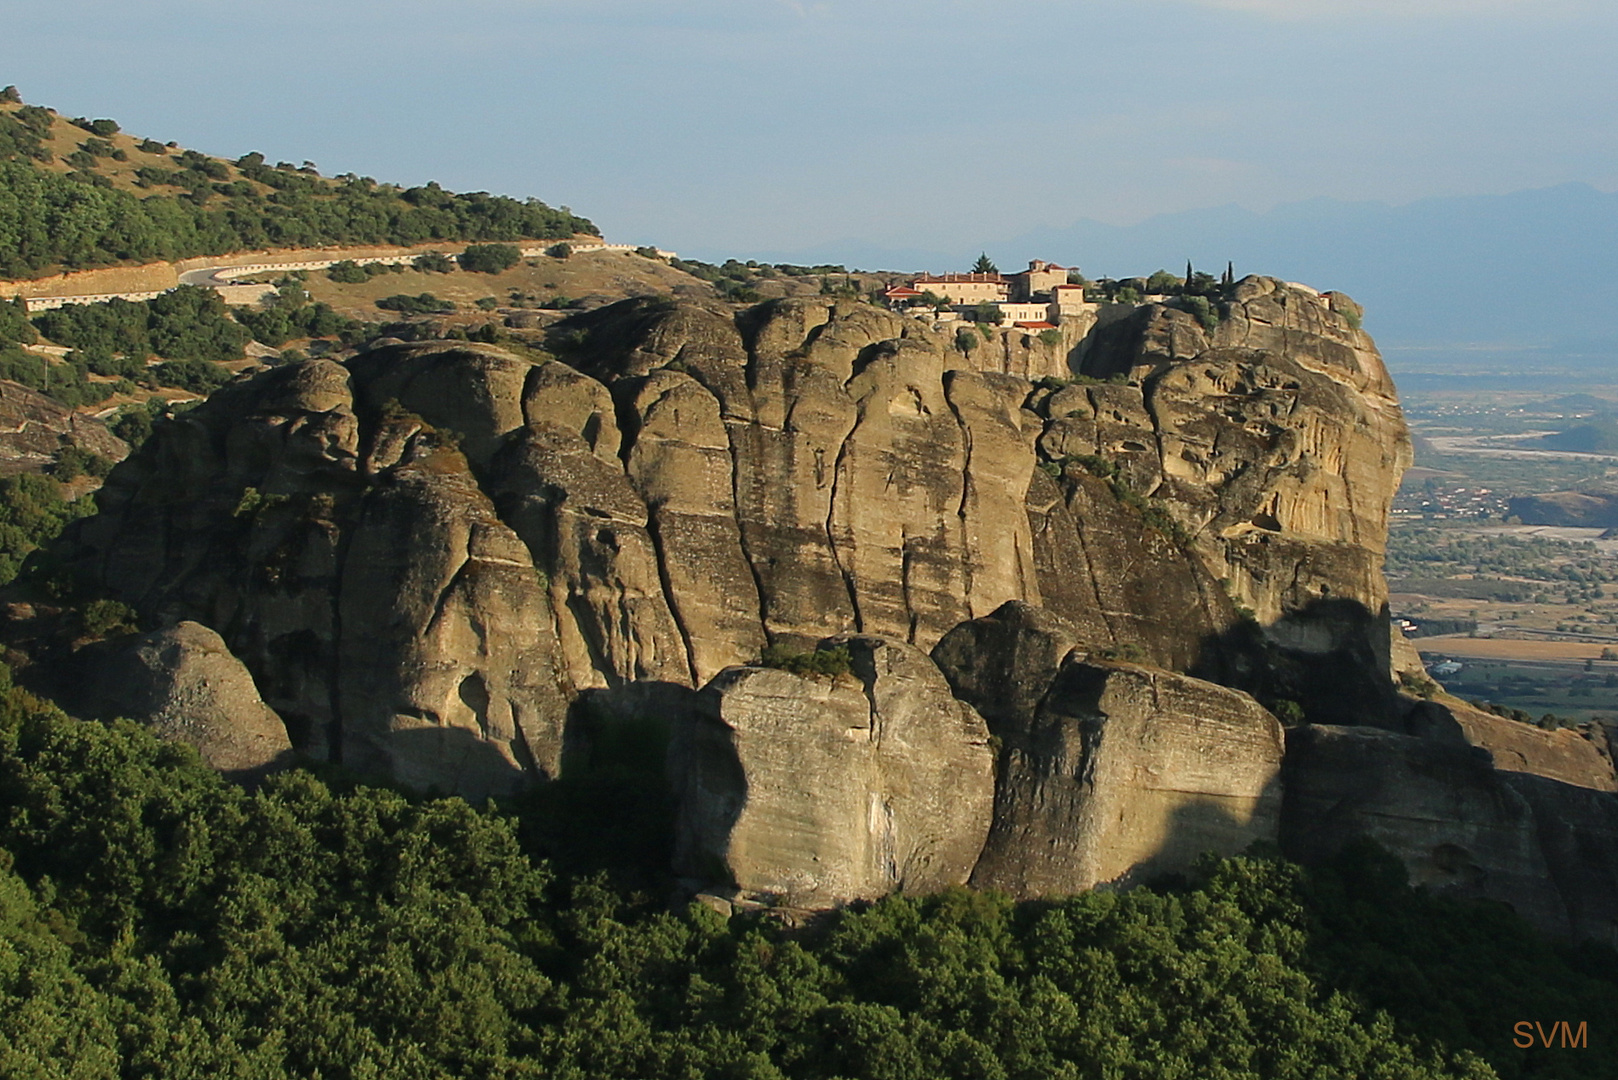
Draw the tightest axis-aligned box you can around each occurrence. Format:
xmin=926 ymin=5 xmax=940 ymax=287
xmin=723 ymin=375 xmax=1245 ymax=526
xmin=459 ymin=242 xmax=522 ymax=274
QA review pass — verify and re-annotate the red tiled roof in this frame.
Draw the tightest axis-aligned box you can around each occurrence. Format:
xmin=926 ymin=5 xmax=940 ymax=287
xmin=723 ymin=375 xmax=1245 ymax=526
xmin=884 ymin=285 xmax=922 ymax=297
xmin=1014 ymin=321 xmax=1057 ymax=330
xmin=913 ymin=273 xmax=1007 ymax=284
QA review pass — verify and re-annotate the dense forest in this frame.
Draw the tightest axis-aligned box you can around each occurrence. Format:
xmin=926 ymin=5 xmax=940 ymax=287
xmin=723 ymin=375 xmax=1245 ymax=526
xmin=0 ymin=103 xmax=596 ymax=279
xmin=0 ymin=667 xmax=1610 ymax=1079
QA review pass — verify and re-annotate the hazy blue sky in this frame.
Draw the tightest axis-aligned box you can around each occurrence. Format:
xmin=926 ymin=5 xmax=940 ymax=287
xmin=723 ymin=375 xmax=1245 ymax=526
xmin=3 ymin=0 xmax=1616 ymax=260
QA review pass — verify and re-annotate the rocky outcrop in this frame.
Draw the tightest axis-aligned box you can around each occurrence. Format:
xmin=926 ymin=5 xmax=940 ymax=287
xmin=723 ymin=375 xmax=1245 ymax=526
xmin=45 ymin=280 xmax=1408 ymax=794
xmin=931 ymin=606 xmax=1284 ymax=896
xmin=1064 ymin=281 xmax=1410 ymax=722
xmin=68 ymin=622 xmax=291 ymax=778
xmin=1282 ymin=724 xmax=1618 ymax=944
xmin=1448 ymin=701 xmax=1617 ymax=792
xmin=930 ymin=601 xmax=1089 ymax=731
xmin=667 ymin=636 xmax=994 ymax=906
xmin=0 ymin=379 xmax=127 ymax=476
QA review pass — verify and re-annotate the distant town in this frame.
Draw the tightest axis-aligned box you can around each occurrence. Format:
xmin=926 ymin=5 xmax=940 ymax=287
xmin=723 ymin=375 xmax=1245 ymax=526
xmin=1393 ymin=480 xmax=1511 ymax=520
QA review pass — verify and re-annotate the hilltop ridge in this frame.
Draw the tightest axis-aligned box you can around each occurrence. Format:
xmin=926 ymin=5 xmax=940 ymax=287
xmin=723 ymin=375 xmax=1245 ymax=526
xmin=0 ymin=88 xmax=597 ymax=280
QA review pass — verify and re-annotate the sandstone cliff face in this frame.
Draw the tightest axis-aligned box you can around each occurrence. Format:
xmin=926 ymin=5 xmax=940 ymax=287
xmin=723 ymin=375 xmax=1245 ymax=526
xmin=667 ymin=636 xmax=994 ymax=906
xmin=54 ymin=281 xmax=1405 ymax=794
xmin=1063 ymin=281 xmax=1410 ymax=720
xmin=1445 ymin=700 xmax=1617 ymax=792
xmin=933 ymin=603 xmax=1284 ymax=896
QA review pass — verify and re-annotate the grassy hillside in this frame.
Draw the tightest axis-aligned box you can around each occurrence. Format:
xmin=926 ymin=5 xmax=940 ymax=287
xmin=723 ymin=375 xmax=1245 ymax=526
xmin=0 ymin=88 xmax=597 ymax=280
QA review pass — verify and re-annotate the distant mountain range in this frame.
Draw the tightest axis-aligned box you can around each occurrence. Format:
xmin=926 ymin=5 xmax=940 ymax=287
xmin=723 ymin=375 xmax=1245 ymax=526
xmin=734 ymin=183 xmax=1618 ymax=353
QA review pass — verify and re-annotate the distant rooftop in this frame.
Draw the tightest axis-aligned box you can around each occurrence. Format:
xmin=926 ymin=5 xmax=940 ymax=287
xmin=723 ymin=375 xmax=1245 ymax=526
xmin=914 ymin=272 xmax=1007 ymax=284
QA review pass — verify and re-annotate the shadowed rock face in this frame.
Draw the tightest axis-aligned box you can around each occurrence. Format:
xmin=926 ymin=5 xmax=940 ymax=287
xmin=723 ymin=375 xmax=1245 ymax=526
xmin=1281 ymin=724 xmax=1618 ymax=945
xmin=51 ymin=280 xmax=1407 ymax=794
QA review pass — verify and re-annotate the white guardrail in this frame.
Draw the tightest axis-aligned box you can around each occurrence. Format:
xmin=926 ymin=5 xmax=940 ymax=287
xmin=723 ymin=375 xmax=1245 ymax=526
xmin=15 ymin=241 xmax=677 ymax=312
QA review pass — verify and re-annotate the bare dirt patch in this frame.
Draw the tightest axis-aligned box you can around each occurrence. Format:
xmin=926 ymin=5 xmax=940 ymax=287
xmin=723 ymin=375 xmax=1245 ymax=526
xmin=1416 ymin=636 xmax=1612 ymax=661
xmin=301 ymin=250 xmax=715 ymax=320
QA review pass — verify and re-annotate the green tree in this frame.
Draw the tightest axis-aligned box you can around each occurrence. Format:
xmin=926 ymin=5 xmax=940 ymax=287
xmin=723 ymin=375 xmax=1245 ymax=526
xmin=325 ymin=259 xmax=369 ymax=284
xmin=1145 ymin=269 xmax=1181 ymax=294
xmin=972 ymin=252 xmax=998 ymax=274
xmin=50 ymin=445 xmax=111 ymax=481
xmin=969 ymin=301 xmax=1003 ymax=325
xmin=459 ymin=243 xmax=522 ymax=274
xmin=0 ymin=156 xmax=596 ymax=280
xmin=150 ymin=359 xmax=232 ymax=394
xmin=0 ymin=297 xmax=36 ymax=346
xmin=109 ymin=401 xmax=161 ymax=448
xmin=1182 ymin=294 xmax=1219 ymax=332
xmin=412 ymin=251 xmax=455 ymax=273
xmin=375 ymin=292 xmax=454 ymax=315
xmin=0 ymin=859 xmax=120 ymax=1078
xmin=0 ymin=472 xmax=95 ymax=582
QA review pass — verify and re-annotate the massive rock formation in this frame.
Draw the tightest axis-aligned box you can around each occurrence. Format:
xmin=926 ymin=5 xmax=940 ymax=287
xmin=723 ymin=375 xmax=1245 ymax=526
xmin=1445 ymin=700 xmax=1616 ymax=792
xmin=49 ymin=280 xmax=1403 ymax=791
xmin=1506 ymin=486 xmax=1618 ymax=528
xmin=22 ymin=278 xmax=1618 ymax=940
xmin=0 ymin=378 xmax=128 ymax=476
xmin=979 ymin=659 xmax=1282 ymax=894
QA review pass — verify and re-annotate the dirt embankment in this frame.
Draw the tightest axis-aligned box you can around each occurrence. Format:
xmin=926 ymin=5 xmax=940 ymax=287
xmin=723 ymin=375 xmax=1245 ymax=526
xmin=0 ymin=262 xmax=180 ymax=299
xmin=0 ymin=236 xmax=600 ymax=300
